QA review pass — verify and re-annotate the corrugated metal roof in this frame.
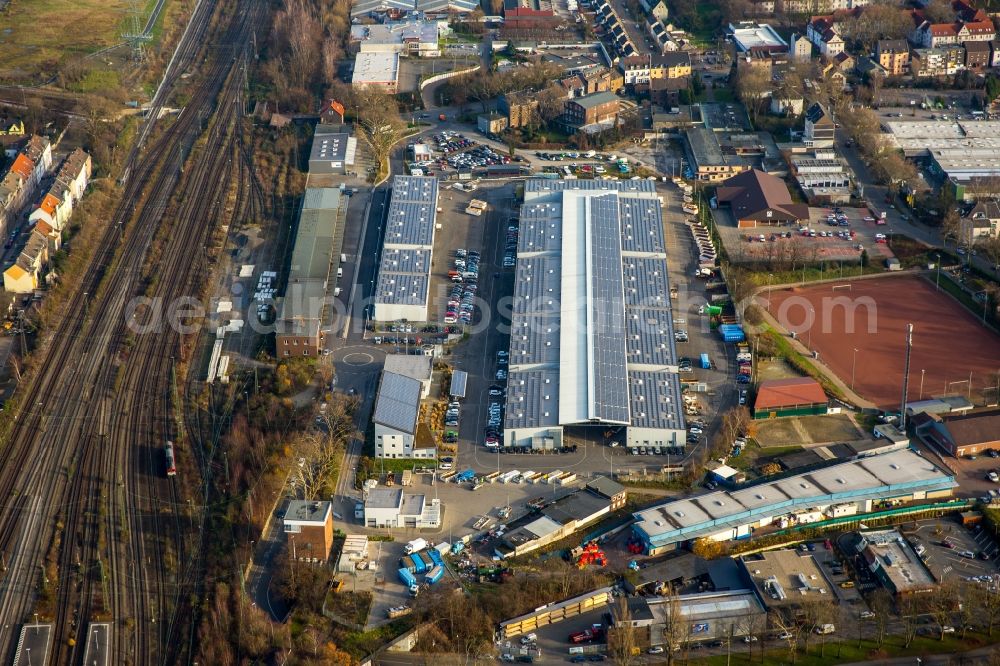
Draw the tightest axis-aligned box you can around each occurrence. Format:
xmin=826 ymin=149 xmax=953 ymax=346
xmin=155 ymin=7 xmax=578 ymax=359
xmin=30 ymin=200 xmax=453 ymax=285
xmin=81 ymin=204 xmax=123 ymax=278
xmin=450 ymin=370 xmax=468 ymax=398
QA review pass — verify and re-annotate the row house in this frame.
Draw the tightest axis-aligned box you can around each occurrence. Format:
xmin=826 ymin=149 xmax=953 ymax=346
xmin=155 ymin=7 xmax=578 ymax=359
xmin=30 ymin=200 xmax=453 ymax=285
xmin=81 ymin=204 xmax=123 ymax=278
xmin=0 ymin=135 xmax=52 ymax=240
xmin=29 ymin=148 xmax=92 ymax=232
xmin=3 ymin=229 xmax=49 ymax=294
xmin=781 ymin=0 xmax=868 ymax=11
xmin=806 ymin=16 xmax=846 ymax=57
xmin=911 ymin=45 xmax=965 ymax=76
xmin=558 ymin=66 xmax=623 ymax=98
xmin=875 ymin=39 xmax=911 ymax=76
xmin=910 ymin=3 xmax=995 ymax=48
xmin=619 ymin=52 xmax=692 ymax=87
xmin=964 ymin=39 xmax=991 ymax=67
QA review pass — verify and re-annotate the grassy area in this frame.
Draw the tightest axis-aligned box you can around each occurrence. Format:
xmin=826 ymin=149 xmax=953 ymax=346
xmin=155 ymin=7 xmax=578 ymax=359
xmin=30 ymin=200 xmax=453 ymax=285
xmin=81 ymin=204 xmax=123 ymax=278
xmin=0 ymin=0 xmax=141 ymax=82
xmin=750 ymin=262 xmax=879 ymax=287
xmin=690 ymin=634 xmax=1000 ymax=666
xmin=324 ymin=590 xmax=373 ymax=628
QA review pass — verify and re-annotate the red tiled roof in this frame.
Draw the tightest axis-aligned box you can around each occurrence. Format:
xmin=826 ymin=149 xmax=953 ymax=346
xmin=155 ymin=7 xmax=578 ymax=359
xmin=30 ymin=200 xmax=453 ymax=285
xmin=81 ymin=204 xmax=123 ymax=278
xmin=38 ymin=193 xmax=59 ymax=216
xmin=9 ymin=154 xmax=33 ymax=179
xmin=754 ymin=378 xmax=828 ymax=411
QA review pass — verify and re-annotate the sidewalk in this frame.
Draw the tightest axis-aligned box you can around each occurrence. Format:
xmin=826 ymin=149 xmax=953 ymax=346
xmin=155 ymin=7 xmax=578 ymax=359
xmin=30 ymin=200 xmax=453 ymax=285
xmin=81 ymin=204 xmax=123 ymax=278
xmin=843 ymin=644 xmax=998 ymax=666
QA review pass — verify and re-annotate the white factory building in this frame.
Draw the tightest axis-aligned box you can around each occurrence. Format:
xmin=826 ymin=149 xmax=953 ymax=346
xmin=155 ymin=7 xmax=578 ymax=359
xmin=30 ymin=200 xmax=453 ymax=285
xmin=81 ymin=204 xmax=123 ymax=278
xmin=363 ymin=487 xmax=441 ymax=529
xmin=632 ymin=449 xmax=957 ymax=555
xmin=502 ymin=180 xmax=686 ymax=451
xmin=373 ymin=176 xmax=438 ymax=323
xmin=373 ymin=370 xmax=436 ymax=459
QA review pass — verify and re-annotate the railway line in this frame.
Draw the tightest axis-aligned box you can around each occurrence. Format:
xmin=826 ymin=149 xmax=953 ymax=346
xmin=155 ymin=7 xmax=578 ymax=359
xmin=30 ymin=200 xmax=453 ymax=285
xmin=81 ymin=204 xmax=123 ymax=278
xmin=0 ymin=0 xmax=268 ymax=660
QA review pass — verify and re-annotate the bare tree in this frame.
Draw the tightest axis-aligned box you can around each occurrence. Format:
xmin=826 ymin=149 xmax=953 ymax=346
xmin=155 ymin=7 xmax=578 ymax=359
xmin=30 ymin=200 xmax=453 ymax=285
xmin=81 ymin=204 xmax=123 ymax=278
xmin=609 ymin=596 xmax=638 ymax=666
xmin=661 ymin=584 xmax=691 ymax=664
xmin=941 ymin=208 xmax=962 ymax=246
xmin=870 ymin=588 xmax=893 ymax=648
xmin=898 ymin=594 xmax=921 ymax=648
xmin=924 ymin=580 xmax=960 ymax=640
xmin=769 ymin=610 xmax=800 ymax=663
xmin=354 ymin=87 xmax=404 ymax=178
xmin=735 ymin=64 xmax=772 ymax=127
xmin=289 ymin=395 xmax=358 ymax=499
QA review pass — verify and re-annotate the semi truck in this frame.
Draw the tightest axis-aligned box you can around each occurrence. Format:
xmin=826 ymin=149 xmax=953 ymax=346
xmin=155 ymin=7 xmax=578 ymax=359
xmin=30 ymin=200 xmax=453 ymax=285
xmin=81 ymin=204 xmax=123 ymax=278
xmin=404 ymin=538 xmax=428 ymax=555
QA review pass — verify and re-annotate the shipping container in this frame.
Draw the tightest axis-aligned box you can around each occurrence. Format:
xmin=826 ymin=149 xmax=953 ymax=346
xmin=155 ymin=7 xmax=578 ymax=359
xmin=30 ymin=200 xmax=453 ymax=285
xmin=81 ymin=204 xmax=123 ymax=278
xmin=398 ymin=567 xmax=418 ymax=590
xmin=699 ymin=353 xmax=711 ymax=369
xmin=426 ymin=565 xmax=444 ymax=585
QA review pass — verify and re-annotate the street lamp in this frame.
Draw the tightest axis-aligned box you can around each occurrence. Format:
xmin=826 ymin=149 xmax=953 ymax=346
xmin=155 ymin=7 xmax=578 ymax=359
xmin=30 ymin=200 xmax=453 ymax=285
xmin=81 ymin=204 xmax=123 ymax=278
xmin=807 ymin=306 xmax=815 ymax=349
xmin=935 ymin=253 xmax=941 ymax=291
xmin=919 ymin=369 xmax=925 ymax=400
xmin=851 ymin=348 xmax=859 ymax=391
xmin=766 ymin=273 xmax=773 ymax=312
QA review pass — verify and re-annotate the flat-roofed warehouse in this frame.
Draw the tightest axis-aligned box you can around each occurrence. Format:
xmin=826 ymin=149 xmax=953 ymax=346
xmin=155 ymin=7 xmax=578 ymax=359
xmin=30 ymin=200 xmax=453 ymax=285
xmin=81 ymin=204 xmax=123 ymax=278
xmin=503 ymin=179 xmax=686 ymax=451
xmin=308 ymin=125 xmax=357 ymax=175
xmin=373 ymin=176 xmax=438 ymax=322
xmin=631 ymin=449 xmax=956 ymax=554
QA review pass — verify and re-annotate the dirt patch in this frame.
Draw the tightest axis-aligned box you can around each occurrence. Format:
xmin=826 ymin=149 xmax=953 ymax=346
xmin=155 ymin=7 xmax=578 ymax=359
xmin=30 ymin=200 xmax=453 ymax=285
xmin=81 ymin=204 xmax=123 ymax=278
xmin=756 ymin=414 xmax=861 ymax=447
xmin=797 ymin=413 xmax=862 ymax=443
xmin=755 ymin=419 xmax=806 ymax=447
xmin=768 ymin=275 xmax=1000 ymax=408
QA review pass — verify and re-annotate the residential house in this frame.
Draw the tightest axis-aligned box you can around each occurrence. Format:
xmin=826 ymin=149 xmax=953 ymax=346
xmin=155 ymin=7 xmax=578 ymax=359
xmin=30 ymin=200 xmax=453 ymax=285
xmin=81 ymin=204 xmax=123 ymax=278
xmin=876 ymin=39 xmax=911 ymax=76
xmin=32 ymin=220 xmax=60 ymax=253
xmin=20 ymin=135 xmax=52 ymax=185
xmin=911 ymin=46 xmax=964 ymax=76
xmin=29 ymin=148 xmax=92 ymax=232
xmin=788 ymin=33 xmax=812 ymax=61
xmin=961 ymin=200 xmax=1000 ymax=243
xmin=804 ymin=102 xmax=836 ymax=148
xmin=990 ymin=39 xmax=1000 ymax=67
xmin=477 ymin=113 xmax=508 ymax=135
xmin=770 ymin=94 xmax=805 ymax=116
xmin=910 ymin=1 xmax=995 ymax=48
xmin=3 ymin=231 xmax=48 ymax=293
xmin=649 ymin=77 xmax=688 ymax=107
xmin=964 ymin=39 xmax=991 ymax=67
xmin=620 ymin=56 xmax=653 ymax=86
xmin=807 ymin=16 xmax=845 ymax=57
xmin=282 ymin=500 xmax=335 ymax=562
xmin=831 ymin=50 xmax=855 ymax=72
xmin=498 ymin=89 xmax=540 ymax=128
xmin=562 ymin=91 xmax=620 ymax=131
xmin=641 ymin=0 xmax=669 ymax=21
xmin=0 ymin=135 xmax=52 ymax=239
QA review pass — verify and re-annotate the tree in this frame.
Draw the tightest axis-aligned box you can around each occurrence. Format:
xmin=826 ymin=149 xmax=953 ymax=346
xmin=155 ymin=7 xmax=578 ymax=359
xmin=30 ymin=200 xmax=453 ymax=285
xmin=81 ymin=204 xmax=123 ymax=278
xmin=354 ymin=87 xmax=404 ymax=178
xmin=609 ymin=597 xmax=638 ymax=666
xmin=898 ymin=594 xmax=922 ymax=648
xmin=941 ymin=208 xmax=962 ymax=246
xmin=923 ymin=0 xmax=956 ymax=24
xmin=923 ymin=580 xmax=960 ymax=640
xmin=661 ymin=585 xmax=691 ymax=663
xmin=869 ymin=588 xmax=893 ymax=648
xmin=691 ymin=537 xmax=725 ymax=559
xmin=290 ymin=395 xmax=357 ymax=499
xmin=735 ymin=64 xmax=772 ymax=127
xmin=768 ymin=610 xmax=800 ymax=663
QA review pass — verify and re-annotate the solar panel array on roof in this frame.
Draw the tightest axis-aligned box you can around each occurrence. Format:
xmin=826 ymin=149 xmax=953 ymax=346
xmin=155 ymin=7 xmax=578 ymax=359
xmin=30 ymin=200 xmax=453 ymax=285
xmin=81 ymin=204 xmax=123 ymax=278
xmin=587 ymin=194 xmax=629 ymax=424
xmin=373 ymin=372 xmax=421 ymax=434
xmin=374 ymin=177 xmax=438 ymax=318
xmin=619 ymin=197 xmax=666 ymax=254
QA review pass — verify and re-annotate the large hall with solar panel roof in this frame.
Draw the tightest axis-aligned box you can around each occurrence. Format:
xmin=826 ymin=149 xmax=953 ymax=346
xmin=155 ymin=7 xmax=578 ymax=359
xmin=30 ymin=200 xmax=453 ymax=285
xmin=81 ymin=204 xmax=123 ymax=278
xmin=503 ymin=179 xmax=686 ymax=450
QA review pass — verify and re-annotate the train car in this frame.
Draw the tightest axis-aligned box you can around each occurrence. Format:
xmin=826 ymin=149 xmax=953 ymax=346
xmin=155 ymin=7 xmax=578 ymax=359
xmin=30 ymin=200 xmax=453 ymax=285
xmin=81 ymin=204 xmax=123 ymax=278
xmin=164 ymin=441 xmax=177 ymax=477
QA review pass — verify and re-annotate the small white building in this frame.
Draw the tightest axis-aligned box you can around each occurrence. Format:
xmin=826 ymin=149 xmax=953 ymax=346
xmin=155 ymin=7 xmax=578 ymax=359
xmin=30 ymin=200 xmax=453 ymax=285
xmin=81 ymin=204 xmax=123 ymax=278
xmin=352 ymin=52 xmax=400 ymax=93
xmin=337 ymin=534 xmax=370 ymax=572
xmin=364 ymin=487 xmax=441 ymax=529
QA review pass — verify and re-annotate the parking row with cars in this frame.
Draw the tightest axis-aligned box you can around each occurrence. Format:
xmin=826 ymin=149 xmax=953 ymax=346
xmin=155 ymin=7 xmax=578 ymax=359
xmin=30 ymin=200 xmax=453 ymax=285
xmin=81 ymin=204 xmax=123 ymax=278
xmin=444 ymin=249 xmax=480 ymax=325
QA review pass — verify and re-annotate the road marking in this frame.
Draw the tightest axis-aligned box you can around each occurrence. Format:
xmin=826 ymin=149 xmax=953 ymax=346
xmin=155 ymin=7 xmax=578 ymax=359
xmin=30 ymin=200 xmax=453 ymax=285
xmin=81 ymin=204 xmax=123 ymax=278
xmin=342 ymin=352 xmax=374 ymax=367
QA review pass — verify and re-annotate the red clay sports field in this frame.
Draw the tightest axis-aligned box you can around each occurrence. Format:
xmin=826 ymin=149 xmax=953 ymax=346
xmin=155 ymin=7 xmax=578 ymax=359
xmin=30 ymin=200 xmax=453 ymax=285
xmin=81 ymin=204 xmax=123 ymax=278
xmin=766 ymin=276 xmax=1000 ymax=408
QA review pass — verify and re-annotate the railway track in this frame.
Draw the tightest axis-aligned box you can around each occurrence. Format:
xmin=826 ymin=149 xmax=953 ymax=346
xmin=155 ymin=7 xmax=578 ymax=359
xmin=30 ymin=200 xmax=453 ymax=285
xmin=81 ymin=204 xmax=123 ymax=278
xmin=0 ymin=0 xmax=268 ymax=660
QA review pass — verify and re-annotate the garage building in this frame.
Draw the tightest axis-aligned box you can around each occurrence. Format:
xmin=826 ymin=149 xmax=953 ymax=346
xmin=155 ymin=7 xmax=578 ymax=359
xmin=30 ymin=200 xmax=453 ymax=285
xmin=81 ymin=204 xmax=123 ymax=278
xmin=716 ymin=169 xmax=809 ymax=229
xmin=363 ymin=487 xmax=441 ymax=528
xmin=913 ymin=407 xmax=1000 ymax=457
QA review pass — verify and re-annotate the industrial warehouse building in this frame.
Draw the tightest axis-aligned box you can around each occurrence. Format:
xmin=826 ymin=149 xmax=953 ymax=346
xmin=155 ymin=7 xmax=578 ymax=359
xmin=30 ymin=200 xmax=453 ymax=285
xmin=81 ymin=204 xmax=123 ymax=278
xmin=363 ymin=487 xmax=441 ymax=529
xmin=502 ymin=179 xmax=686 ymax=451
xmin=494 ymin=477 xmax=626 ymax=559
xmin=914 ymin=407 xmax=1000 ymax=457
xmin=307 ymin=125 xmax=357 ymax=175
xmin=373 ymin=176 xmax=438 ymax=322
xmin=276 ymin=187 xmax=347 ymax=356
xmin=612 ymin=590 xmax=766 ymax=646
xmin=843 ymin=529 xmax=938 ymax=595
xmin=739 ymin=549 xmax=839 ymax=611
xmin=753 ymin=377 xmax=829 ymax=419
xmin=631 ymin=449 xmax=956 ymax=554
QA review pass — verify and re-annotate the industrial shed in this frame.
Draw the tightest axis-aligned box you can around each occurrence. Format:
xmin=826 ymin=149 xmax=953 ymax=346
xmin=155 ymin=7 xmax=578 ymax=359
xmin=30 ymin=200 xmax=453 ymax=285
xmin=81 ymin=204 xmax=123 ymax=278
xmin=753 ymin=377 xmax=829 ymax=419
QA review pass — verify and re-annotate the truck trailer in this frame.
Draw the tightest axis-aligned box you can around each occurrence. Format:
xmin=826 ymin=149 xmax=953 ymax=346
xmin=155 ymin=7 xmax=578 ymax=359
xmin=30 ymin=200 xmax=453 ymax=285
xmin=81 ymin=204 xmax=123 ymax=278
xmin=404 ymin=538 xmax=428 ymax=555
xmin=425 ymin=565 xmax=444 ymax=585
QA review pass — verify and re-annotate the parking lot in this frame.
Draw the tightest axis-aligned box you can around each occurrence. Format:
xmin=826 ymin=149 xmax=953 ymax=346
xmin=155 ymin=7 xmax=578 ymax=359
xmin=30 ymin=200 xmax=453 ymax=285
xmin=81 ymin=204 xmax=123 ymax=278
xmin=714 ymin=204 xmax=900 ymax=266
xmin=904 ymin=517 xmax=1000 ymax=577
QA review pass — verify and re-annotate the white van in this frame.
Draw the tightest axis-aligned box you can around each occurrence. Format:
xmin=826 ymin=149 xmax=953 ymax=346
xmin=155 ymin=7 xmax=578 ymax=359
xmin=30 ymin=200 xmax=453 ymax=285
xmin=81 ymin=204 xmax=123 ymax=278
xmin=521 ymin=633 xmax=538 ymax=645
xmin=341 ymin=253 xmax=347 ymax=263
xmin=337 ymin=267 xmax=343 ymax=279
